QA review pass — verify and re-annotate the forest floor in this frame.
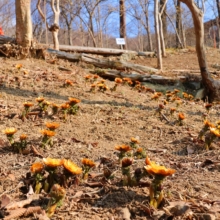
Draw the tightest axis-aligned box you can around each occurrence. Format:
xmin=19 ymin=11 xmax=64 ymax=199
xmin=0 ymin=47 xmax=220 ymax=220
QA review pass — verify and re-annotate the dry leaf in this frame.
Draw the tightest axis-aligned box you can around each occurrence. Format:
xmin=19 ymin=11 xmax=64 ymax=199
xmin=4 ymin=208 xmax=26 ymax=220
xmin=6 ymin=198 xmax=33 ymax=210
xmin=0 ymin=194 xmax=11 ymax=208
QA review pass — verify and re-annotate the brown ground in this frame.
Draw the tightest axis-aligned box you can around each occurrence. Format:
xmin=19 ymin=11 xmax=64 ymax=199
xmin=0 ymin=47 xmax=220 ymax=220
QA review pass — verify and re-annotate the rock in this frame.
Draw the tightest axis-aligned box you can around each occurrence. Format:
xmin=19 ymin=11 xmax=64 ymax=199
xmin=195 ymin=213 xmax=216 ymax=220
xmin=118 ymin=207 xmax=131 ymax=220
xmin=183 ymin=81 xmax=201 ymax=90
xmin=152 ymin=210 xmax=166 ymax=219
xmin=195 ymin=88 xmax=205 ymax=99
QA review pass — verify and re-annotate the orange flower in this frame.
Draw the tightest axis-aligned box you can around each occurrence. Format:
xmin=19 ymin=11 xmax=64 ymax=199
xmin=68 ymin=97 xmax=80 ymax=105
xmin=36 ymin=97 xmax=45 ymax=103
xmin=115 ymin=145 xmax=132 ymax=152
xmin=121 ymin=157 xmax=133 ymax=167
xmin=81 ymin=158 xmax=96 ymax=168
xmin=204 ymin=120 xmax=215 ymax=128
xmin=20 ymin=134 xmax=27 ymax=140
xmin=173 ymin=89 xmax=180 ymax=94
xmin=115 ymin=78 xmax=123 ymax=84
xmin=31 ymin=162 xmax=44 ymax=173
xmin=63 ymin=159 xmax=82 ymax=175
xmin=130 ymin=137 xmax=140 ymax=144
xmin=93 ymin=74 xmax=99 ymax=79
xmin=3 ymin=128 xmax=17 ymax=135
xmin=205 ymin=103 xmax=212 ymax=111
xmin=42 ymin=100 xmax=50 ymax=106
xmin=15 ymin=64 xmax=22 ymax=69
xmin=40 ymin=129 xmax=55 ymax=137
xmin=158 ymin=104 xmax=165 ymax=109
xmin=45 ymin=122 xmax=60 ymax=130
xmin=60 ymin=103 xmax=70 ymax=109
xmin=136 ymin=147 xmax=143 ymax=153
xmin=65 ymin=79 xmax=74 ymax=86
xmin=51 ymin=103 xmax=59 ymax=108
xmin=170 ymin=108 xmax=176 ymax=114
xmin=43 ymin=158 xmax=63 ymax=167
xmin=178 ymin=113 xmax=185 ymax=120
xmin=123 ymin=77 xmax=131 ymax=82
xmin=90 ymin=84 xmax=96 ymax=88
xmin=23 ymin=102 xmax=33 ymax=107
xmin=84 ymin=75 xmax=92 ymax=80
xmin=210 ymin=128 xmax=220 ymax=137
xmin=145 ymin=157 xmax=176 ymax=177
xmin=182 ymin=92 xmax=188 ymax=99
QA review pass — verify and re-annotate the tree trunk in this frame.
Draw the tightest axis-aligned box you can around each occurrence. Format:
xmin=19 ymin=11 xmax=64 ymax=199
xmin=145 ymin=13 xmax=153 ymax=51
xmin=155 ymin=0 xmax=162 ymax=69
xmin=15 ymin=0 xmax=32 ymax=47
xmin=67 ymin=25 xmax=72 ymax=46
xmin=179 ymin=0 xmax=220 ymax=102
xmin=160 ymin=0 xmax=167 ymax=46
xmin=119 ymin=0 xmax=126 ymax=49
xmin=176 ymin=0 xmax=182 ymax=48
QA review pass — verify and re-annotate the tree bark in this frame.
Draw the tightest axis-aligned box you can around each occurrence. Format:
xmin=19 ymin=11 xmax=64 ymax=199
xmin=154 ymin=0 xmax=163 ymax=69
xmin=179 ymin=0 xmax=220 ymax=101
xmin=119 ymin=0 xmax=126 ymax=49
xmin=15 ymin=0 xmax=32 ymax=47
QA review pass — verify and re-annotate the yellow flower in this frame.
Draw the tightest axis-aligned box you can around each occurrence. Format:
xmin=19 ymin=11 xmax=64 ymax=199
xmin=31 ymin=162 xmax=44 ymax=173
xmin=145 ymin=157 xmax=176 ymax=177
xmin=68 ymin=97 xmax=81 ymax=105
xmin=130 ymin=137 xmax=140 ymax=144
xmin=20 ymin=134 xmax=27 ymax=140
xmin=40 ymin=129 xmax=55 ymax=137
xmin=45 ymin=122 xmax=60 ymax=130
xmin=23 ymin=102 xmax=34 ymax=107
xmin=63 ymin=159 xmax=82 ymax=175
xmin=36 ymin=97 xmax=45 ymax=103
xmin=81 ymin=158 xmax=96 ymax=168
xmin=115 ymin=145 xmax=132 ymax=152
xmin=3 ymin=128 xmax=17 ymax=135
xmin=43 ymin=158 xmax=63 ymax=167
xmin=15 ymin=64 xmax=22 ymax=69
xmin=210 ymin=128 xmax=220 ymax=137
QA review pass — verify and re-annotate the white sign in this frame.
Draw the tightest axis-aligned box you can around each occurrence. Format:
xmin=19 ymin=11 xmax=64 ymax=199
xmin=116 ymin=38 xmax=126 ymax=45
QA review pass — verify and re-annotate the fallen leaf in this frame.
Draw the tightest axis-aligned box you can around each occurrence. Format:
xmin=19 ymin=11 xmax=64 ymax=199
xmin=0 ymin=194 xmax=11 ymax=208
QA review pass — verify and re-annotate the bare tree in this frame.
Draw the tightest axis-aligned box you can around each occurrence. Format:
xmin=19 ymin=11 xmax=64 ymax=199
xmin=37 ymin=0 xmax=60 ymax=50
xmin=180 ymin=0 xmax=220 ymax=101
xmin=16 ymin=0 xmax=32 ymax=47
xmin=155 ymin=0 xmax=162 ymax=69
xmin=119 ymin=0 xmax=126 ymax=49
xmin=60 ymin=0 xmax=82 ymax=46
xmin=127 ymin=0 xmax=153 ymax=51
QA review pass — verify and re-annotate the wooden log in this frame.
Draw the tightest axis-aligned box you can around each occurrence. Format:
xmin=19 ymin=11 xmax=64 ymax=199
xmin=43 ymin=44 xmax=155 ymax=57
xmin=82 ymin=54 xmax=158 ymax=73
xmin=89 ymin=69 xmax=151 ymax=81
xmin=0 ymin=36 xmax=16 ymax=44
xmin=47 ymin=48 xmax=82 ymax=61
